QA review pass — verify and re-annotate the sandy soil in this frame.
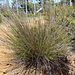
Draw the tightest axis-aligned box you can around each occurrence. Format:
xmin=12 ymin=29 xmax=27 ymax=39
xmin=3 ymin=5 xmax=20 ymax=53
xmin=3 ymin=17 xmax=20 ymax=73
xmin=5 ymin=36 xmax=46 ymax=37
xmin=67 ymin=52 xmax=75 ymax=75
xmin=0 ymin=46 xmax=15 ymax=75
xmin=0 ymin=25 xmax=16 ymax=75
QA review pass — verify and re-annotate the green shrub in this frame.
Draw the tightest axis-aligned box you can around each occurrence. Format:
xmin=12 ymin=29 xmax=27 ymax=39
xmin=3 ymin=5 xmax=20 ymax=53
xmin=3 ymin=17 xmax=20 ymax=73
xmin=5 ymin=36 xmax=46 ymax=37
xmin=0 ymin=14 xmax=70 ymax=75
xmin=0 ymin=16 xmax=2 ymax=23
xmin=44 ymin=6 xmax=74 ymax=26
xmin=2 ymin=10 xmax=12 ymax=18
xmin=28 ymin=3 xmax=34 ymax=13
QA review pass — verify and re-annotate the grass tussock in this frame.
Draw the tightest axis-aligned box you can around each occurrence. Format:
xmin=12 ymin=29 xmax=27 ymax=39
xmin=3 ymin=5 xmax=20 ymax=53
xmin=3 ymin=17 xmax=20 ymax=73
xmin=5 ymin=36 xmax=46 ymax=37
xmin=0 ymin=14 xmax=70 ymax=75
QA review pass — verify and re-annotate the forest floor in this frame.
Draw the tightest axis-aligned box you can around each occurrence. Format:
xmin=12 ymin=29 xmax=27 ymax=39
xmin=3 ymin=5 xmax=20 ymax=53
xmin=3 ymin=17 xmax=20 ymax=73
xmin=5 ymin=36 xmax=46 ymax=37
xmin=0 ymin=25 xmax=75 ymax=75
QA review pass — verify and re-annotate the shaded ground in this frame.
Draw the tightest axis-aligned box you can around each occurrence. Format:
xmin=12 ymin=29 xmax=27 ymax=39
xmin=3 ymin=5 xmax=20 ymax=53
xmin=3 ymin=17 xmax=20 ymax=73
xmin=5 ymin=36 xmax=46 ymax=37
xmin=0 ymin=25 xmax=75 ymax=75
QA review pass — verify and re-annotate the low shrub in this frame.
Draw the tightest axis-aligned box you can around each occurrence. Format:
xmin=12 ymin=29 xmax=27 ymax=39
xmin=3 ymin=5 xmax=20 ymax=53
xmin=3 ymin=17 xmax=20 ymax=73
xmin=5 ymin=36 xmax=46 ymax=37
xmin=0 ymin=14 xmax=70 ymax=75
xmin=43 ymin=6 xmax=74 ymax=26
xmin=0 ymin=16 xmax=2 ymax=23
xmin=2 ymin=10 xmax=12 ymax=18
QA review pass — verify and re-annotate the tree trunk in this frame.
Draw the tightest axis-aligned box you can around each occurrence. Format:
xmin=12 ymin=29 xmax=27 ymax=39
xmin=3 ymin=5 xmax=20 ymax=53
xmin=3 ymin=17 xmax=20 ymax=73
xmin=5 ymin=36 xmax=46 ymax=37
xmin=16 ymin=0 xmax=19 ymax=14
xmin=6 ymin=0 xmax=9 ymax=10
